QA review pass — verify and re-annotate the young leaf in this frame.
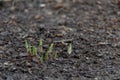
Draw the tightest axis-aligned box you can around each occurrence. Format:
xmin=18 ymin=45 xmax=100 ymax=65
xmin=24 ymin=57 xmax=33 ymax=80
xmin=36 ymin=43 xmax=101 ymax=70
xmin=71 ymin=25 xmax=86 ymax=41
xmin=25 ymin=40 xmax=29 ymax=49
xmin=39 ymin=38 xmax=43 ymax=52
xmin=45 ymin=43 xmax=54 ymax=60
xmin=25 ymin=40 xmax=32 ymax=53
xmin=39 ymin=55 xmax=44 ymax=63
xmin=28 ymin=45 xmax=32 ymax=53
xmin=67 ymin=43 xmax=72 ymax=54
xmin=32 ymin=46 xmax=37 ymax=55
xmin=39 ymin=38 xmax=43 ymax=46
xmin=48 ymin=43 xmax=54 ymax=53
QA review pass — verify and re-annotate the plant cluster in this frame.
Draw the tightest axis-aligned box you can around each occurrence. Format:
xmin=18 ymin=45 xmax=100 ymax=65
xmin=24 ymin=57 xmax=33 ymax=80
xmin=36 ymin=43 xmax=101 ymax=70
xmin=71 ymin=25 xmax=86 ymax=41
xmin=25 ymin=38 xmax=73 ymax=63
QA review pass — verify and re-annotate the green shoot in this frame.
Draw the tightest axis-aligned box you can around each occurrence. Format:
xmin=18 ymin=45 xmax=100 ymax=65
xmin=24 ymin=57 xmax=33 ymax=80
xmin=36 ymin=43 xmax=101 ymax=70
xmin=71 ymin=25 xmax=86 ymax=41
xmin=25 ymin=60 xmax=31 ymax=66
xmin=28 ymin=45 xmax=32 ymax=53
xmin=25 ymin=40 xmax=32 ymax=53
xmin=45 ymin=43 xmax=54 ymax=60
xmin=25 ymin=39 xmax=70 ymax=63
xmin=39 ymin=55 xmax=44 ymax=63
xmin=25 ymin=40 xmax=29 ymax=49
xmin=39 ymin=38 xmax=43 ymax=46
xmin=32 ymin=46 xmax=37 ymax=55
xmin=48 ymin=43 xmax=54 ymax=53
xmin=25 ymin=60 xmax=29 ymax=65
xmin=39 ymin=38 xmax=43 ymax=52
xmin=67 ymin=43 xmax=72 ymax=54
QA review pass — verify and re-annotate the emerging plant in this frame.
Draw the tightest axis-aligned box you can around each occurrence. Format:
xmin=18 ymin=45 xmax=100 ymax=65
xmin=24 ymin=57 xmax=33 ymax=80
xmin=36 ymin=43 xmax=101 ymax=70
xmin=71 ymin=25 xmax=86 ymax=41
xmin=45 ymin=43 xmax=54 ymax=60
xmin=25 ymin=60 xmax=28 ymax=64
xmin=25 ymin=60 xmax=29 ymax=65
xmin=48 ymin=43 xmax=54 ymax=53
xmin=25 ymin=40 xmax=32 ymax=53
xmin=25 ymin=39 xmax=73 ymax=64
xmin=32 ymin=46 xmax=37 ymax=56
xmin=39 ymin=55 xmax=44 ymax=63
xmin=39 ymin=38 xmax=43 ymax=52
xmin=67 ymin=43 xmax=72 ymax=54
xmin=54 ymin=51 xmax=58 ymax=59
xmin=25 ymin=40 xmax=29 ymax=49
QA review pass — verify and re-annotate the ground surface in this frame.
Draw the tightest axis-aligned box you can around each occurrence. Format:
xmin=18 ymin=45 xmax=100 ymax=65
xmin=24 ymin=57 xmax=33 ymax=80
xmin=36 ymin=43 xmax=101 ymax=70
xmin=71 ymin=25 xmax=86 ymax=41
xmin=0 ymin=0 xmax=120 ymax=80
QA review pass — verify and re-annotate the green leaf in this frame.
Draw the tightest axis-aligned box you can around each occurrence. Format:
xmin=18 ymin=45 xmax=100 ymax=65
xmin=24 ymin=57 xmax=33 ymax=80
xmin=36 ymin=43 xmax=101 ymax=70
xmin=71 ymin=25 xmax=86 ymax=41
xmin=48 ymin=43 xmax=54 ymax=53
xmin=39 ymin=55 xmax=44 ymax=63
xmin=25 ymin=40 xmax=29 ymax=49
xmin=39 ymin=38 xmax=43 ymax=46
xmin=32 ymin=46 xmax=37 ymax=55
xmin=67 ymin=43 xmax=72 ymax=54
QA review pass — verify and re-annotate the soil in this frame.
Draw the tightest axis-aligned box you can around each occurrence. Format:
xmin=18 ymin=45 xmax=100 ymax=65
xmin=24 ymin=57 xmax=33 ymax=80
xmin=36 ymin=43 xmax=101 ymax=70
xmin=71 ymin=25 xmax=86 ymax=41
xmin=0 ymin=0 xmax=120 ymax=80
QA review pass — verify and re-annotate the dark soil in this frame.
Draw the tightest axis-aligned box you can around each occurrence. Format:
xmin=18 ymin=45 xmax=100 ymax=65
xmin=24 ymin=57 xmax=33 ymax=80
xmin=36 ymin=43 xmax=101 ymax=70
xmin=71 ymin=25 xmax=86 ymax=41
xmin=0 ymin=0 xmax=120 ymax=80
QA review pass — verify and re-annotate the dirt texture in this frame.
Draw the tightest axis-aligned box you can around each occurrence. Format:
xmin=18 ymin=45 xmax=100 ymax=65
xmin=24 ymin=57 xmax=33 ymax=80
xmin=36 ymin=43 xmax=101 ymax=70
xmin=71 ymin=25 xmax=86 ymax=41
xmin=0 ymin=0 xmax=120 ymax=80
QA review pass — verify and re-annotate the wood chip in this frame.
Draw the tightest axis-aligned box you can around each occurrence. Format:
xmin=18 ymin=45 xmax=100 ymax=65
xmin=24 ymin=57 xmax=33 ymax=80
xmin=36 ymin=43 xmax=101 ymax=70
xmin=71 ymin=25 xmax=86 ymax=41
xmin=56 ymin=33 xmax=63 ymax=37
xmin=54 ymin=3 xmax=64 ymax=9
xmin=34 ymin=15 xmax=42 ymax=20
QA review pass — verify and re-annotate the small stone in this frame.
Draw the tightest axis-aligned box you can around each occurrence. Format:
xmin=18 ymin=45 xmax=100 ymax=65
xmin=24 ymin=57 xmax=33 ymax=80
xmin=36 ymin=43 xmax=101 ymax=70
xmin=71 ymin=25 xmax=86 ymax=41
xmin=0 ymin=50 xmax=3 ymax=54
xmin=61 ymin=30 xmax=67 ymax=35
xmin=97 ymin=42 xmax=109 ymax=45
xmin=57 ymin=19 xmax=66 ymax=25
xmin=86 ymin=57 xmax=89 ymax=60
xmin=0 ymin=31 xmax=8 ymax=36
xmin=94 ymin=77 xmax=98 ymax=80
xmin=6 ymin=76 xmax=14 ymax=80
xmin=30 ymin=23 xmax=37 ymax=27
xmin=4 ymin=62 xmax=9 ymax=66
xmin=24 ymin=9 xmax=29 ymax=13
xmin=39 ymin=4 xmax=46 ymax=8
xmin=59 ymin=26 xmax=76 ymax=32
xmin=56 ymin=33 xmax=63 ymax=37
xmin=97 ymin=53 xmax=103 ymax=57
xmin=47 ymin=11 xmax=53 ymax=15
xmin=97 ymin=1 xmax=101 ymax=4
xmin=10 ymin=6 xmax=16 ymax=11
xmin=10 ymin=15 xmax=16 ymax=20
xmin=19 ymin=53 xmax=28 ymax=57
xmin=98 ymin=5 xmax=102 ymax=10
xmin=32 ymin=57 xmax=39 ymax=63
xmin=75 ymin=50 xmax=79 ymax=54
xmin=34 ymin=15 xmax=42 ymax=20
xmin=112 ymin=42 xmax=120 ymax=47
xmin=117 ymin=11 xmax=120 ymax=15
xmin=0 ymin=77 xmax=3 ymax=80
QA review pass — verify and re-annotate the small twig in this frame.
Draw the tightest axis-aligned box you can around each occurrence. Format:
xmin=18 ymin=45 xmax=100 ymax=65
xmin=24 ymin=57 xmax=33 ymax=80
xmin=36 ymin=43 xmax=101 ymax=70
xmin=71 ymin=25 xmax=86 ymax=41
xmin=54 ymin=38 xmax=73 ymax=43
xmin=54 ymin=38 xmax=73 ymax=45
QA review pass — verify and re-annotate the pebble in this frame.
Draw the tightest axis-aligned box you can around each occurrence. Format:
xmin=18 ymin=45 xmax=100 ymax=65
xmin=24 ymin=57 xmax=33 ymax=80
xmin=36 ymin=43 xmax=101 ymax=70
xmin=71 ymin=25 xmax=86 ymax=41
xmin=0 ymin=50 xmax=3 ymax=54
xmin=39 ymin=4 xmax=46 ymax=8
xmin=34 ymin=15 xmax=42 ymax=20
